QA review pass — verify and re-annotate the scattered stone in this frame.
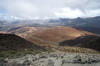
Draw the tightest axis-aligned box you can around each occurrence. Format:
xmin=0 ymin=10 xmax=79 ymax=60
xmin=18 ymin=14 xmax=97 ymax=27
xmin=0 ymin=52 xmax=100 ymax=66
xmin=47 ymin=59 xmax=54 ymax=66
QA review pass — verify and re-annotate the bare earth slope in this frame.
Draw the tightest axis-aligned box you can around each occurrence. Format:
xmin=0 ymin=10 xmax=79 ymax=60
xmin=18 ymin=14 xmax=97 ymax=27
xmin=31 ymin=26 xmax=94 ymax=43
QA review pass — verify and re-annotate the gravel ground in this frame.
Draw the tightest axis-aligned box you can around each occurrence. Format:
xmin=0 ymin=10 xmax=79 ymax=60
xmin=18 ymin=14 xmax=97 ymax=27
xmin=0 ymin=51 xmax=100 ymax=66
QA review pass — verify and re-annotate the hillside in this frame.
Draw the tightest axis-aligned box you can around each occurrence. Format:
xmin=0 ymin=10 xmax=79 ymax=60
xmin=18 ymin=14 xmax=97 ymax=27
xmin=31 ymin=26 xmax=94 ymax=43
xmin=0 ymin=33 xmax=44 ymax=51
xmin=59 ymin=35 xmax=100 ymax=51
xmin=85 ymin=37 xmax=100 ymax=51
xmin=74 ymin=26 xmax=100 ymax=35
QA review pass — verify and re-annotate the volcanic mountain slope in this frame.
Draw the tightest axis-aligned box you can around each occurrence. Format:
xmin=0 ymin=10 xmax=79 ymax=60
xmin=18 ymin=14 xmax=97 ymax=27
xmin=74 ymin=26 xmax=100 ymax=35
xmin=30 ymin=26 xmax=94 ymax=43
xmin=0 ymin=33 xmax=44 ymax=51
xmin=7 ymin=26 xmax=48 ymax=38
xmin=9 ymin=26 xmax=38 ymax=38
xmin=0 ymin=32 xmax=98 ymax=54
xmin=9 ymin=27 xmax=37 ymax=33
xmin=88 ymin=38 xmax=100 ymax=51
xmin=59 ymin=35 xmax=100 ymax=51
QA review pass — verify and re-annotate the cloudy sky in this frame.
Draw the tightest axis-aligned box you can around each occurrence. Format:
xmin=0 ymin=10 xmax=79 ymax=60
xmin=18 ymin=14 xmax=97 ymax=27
xmin=0 ymin=0 xmax=100 ymax=19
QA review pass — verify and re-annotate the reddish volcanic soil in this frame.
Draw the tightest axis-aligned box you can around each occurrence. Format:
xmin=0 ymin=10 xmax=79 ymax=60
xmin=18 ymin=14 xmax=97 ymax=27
xmin=26 ymin=26 xmax=94 ymax=43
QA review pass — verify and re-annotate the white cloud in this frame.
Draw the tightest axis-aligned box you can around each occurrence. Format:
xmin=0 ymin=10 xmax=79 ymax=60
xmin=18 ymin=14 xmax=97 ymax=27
xmin=0 ymin=0 xmax=100 ymax=19
xmin=55 ymin=8 xmax=84 ymax=18
xmin=55 ymin=8 xmax=100 ymax=18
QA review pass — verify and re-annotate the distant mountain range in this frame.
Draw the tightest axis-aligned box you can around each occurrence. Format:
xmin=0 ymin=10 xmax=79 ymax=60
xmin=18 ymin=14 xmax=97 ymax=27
xmin=0 ymin=16 xmax=100 ymax=35
xmin=0 ymin=16 xmax=100 ymax=27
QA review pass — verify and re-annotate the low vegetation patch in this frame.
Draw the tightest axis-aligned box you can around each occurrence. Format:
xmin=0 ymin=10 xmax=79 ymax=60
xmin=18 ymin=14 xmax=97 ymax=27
xmin=59 ymin=46 xmax=100 ymax=54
